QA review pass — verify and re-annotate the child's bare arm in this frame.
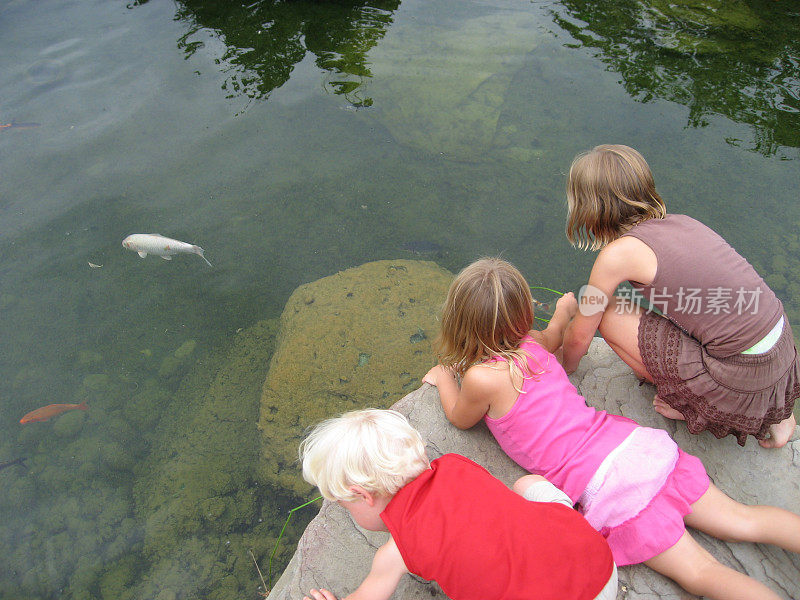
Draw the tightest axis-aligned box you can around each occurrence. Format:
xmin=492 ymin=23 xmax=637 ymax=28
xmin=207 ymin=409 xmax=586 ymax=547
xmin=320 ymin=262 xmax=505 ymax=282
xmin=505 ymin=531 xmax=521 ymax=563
xmin=530 ymin=292 xmax=578 ymax=354
xmin=563 ymin=237 xmax=650 ymax=373
xmin=424 ymin=364 xmax=494 ymax=429
xmin=304 ymin=538 xmax=408 ymax=600
xmin=562 ymin=253 xmax=620 ymax=373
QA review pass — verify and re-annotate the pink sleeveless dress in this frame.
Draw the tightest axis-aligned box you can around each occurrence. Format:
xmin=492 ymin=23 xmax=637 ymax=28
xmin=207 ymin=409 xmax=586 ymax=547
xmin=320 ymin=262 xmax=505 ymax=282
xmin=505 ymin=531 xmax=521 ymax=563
xmin=484 ymin=337 xmax=709 ymax=565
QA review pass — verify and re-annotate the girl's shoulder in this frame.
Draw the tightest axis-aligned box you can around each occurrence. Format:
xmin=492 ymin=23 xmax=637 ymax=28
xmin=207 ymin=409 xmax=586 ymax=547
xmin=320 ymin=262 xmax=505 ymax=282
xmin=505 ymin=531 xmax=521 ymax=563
xmin=464 ymin=362 xmax=508 ymax=384
xmin=593 ymin=236 xmax=658 ymax=287
xmin=600 ymin=234 xmax=650 ymax=259
xmin=463 ymin=361 xmax=516 ymax=397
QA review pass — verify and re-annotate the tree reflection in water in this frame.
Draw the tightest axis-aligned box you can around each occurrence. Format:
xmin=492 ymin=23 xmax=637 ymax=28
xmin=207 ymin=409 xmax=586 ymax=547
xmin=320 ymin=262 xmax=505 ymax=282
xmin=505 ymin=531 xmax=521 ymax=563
xmin=171 ymin=0 xmax=400 ymax=107
xmin=551 ymin=0 xmax=800 ymax=156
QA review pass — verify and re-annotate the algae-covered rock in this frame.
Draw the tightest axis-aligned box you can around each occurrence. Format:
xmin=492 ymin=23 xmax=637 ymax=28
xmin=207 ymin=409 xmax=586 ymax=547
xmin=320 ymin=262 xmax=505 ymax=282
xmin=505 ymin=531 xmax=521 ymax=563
xmin=52 ymin=409 xmax=86 ymax=438
xmin=158 ymin=340 xmax=199 ymax=381
xmin=0 ymin=292 xmax=17 ymax=311
xmin=75 ymin=350 xmax=104 ymax=370
xmin=98 ymin=554 xmax=138 ymax=600
xmin=123 ymin=378 xmax=170 ymax=430
xmin=258 ymin=260 xmax=452 ymax=494
xmin=105 ymin=317 xmax=299 ymax=600
xmin=174 ymin=339 xmax=197 ymax=359
xmin=82 ymin=373 xmax=111 ymax=391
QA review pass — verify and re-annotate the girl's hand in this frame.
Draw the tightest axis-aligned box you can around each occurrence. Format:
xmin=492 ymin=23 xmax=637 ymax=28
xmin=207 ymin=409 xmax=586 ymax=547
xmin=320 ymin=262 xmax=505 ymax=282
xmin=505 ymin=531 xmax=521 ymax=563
xmin=555 ymin=292 xmax=578 ymax=319
xmin=423 ymin=365 xmax=449 ymax=386
xmin=304 ymin=589 xmax=338 ymax=600
xmin=534 ymin=292 xmax=579 ymax=355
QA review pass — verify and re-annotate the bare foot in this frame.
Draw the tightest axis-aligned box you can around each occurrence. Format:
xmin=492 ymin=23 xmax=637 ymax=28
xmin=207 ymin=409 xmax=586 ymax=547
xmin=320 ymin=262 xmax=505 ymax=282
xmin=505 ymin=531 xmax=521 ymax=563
xmin=653 ymin=395 xmax=686 ymax=421
xmin=758 ymin=413 xmax=797 ymax=449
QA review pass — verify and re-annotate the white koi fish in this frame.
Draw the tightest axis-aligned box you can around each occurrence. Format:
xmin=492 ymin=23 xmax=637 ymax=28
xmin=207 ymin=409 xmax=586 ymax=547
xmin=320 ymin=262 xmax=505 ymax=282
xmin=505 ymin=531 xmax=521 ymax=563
xmin=122 ymin=233 xmax=213 ymax=267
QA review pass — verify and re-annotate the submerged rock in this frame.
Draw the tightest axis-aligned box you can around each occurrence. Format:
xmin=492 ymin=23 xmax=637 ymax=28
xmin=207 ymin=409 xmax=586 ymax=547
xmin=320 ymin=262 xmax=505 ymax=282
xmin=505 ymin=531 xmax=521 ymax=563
xmin=268 ymin=338 xmax=800 ymax=600
xmin=158 ymin=340 xmax=199 ymax=380
xmin=52 ymin=409 xmax=86 ymax=438
xmin=75 ymin=350 xmax=104 ymax=370
xmin=258 ymin=260 xmax=452 ymax=495
xmin=368 ymin=9 xmax=546 ymax=160
xmin=174 ymin=339 xmax=197 ymax=359
xmin=116 ymin=318 xmax=285 ymax=600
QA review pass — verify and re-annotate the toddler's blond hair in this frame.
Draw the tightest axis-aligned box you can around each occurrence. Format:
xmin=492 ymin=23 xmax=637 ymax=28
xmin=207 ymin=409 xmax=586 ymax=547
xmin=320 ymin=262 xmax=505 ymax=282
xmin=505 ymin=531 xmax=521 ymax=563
xmin=300 ymin=409 xmax=429 ymax=502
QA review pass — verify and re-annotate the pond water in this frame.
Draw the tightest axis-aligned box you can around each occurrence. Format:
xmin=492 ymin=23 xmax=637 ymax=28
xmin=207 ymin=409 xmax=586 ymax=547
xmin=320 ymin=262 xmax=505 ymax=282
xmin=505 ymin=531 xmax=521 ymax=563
xmin=1 ymin=0 xmax=799 ymax=598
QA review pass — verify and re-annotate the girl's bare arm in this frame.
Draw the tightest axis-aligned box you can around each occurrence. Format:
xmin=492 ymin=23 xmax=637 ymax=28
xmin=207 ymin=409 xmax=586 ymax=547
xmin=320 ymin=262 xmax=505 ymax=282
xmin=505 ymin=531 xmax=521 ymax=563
xmin=424 ymin=364 xmax=497 ymax=429
xmin=562 ymin=237 xmax=651 ymax=373
xmin=530 ymin=292 xmax=578 ymax=354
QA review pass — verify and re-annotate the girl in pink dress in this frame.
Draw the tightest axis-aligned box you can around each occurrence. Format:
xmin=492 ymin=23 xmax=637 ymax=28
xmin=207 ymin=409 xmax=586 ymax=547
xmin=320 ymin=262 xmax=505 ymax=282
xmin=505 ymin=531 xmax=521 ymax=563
xmin=424 ymin=257 xmax=800 ymax=600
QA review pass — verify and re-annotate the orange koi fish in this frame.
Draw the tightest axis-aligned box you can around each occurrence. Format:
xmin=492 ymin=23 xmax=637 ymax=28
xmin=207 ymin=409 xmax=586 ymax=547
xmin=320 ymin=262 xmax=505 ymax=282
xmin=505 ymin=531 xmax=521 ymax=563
xmin=0 ymin=122 xmax=41 ymax=132
xmin=20 ymin=402 xmax=88 ymax=424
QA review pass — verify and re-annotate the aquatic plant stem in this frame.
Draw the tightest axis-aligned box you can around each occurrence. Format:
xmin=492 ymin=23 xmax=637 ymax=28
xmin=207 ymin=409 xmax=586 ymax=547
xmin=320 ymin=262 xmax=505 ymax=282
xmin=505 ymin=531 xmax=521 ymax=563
xmin=250 ymin=549 xmax=269 ymax=597
xmin=530 ymin=285 xmax=565 ymax=296
xmin=267 ymin=495 xmax=323 ymax=589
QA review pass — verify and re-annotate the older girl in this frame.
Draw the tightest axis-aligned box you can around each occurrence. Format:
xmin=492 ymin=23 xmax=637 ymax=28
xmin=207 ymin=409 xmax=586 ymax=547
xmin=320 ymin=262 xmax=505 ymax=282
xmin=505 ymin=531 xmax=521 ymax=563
xmin=561 ymin=144 xmax=798 ymax=448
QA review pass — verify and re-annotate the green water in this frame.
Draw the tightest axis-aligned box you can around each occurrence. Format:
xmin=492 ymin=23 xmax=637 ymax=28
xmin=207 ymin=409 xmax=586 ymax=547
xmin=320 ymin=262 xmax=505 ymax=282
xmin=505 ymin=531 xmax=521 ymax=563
xmin=0 ymin=0 xmax=798 ymax=598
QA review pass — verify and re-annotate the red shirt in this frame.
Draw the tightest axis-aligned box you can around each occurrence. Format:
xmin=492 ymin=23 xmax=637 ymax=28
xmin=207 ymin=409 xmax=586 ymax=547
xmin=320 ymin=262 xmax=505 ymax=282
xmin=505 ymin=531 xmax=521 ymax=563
xmin=381 ymin=454 xmax=613 ymax=600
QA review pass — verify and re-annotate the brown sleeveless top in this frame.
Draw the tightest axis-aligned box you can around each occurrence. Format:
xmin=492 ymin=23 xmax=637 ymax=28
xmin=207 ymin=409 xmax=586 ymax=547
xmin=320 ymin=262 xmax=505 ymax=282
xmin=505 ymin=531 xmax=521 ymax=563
xmin=622 ymin=214 xmax=782 ymax=357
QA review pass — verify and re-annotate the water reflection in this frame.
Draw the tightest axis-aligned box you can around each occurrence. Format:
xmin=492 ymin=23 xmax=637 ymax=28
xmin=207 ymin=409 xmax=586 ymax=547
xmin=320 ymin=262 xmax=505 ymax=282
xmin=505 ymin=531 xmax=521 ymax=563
xmin=551 ymin=0 xmax=800 ymax=156
xmin=171 ymin=0 xmax=400 ymax=106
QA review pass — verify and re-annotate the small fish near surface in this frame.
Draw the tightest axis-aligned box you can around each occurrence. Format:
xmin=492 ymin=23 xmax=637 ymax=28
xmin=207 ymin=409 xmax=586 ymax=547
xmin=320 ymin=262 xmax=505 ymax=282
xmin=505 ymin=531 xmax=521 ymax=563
xmin=122 ymin=233 xmax=213 ymax=266
xmin=0 ymin=121 xmax=41 ymax=132
xmin=20 ymin=402 xmax=88 ymax=424
xmin=0 ymin=457 xmax=27 ymax=472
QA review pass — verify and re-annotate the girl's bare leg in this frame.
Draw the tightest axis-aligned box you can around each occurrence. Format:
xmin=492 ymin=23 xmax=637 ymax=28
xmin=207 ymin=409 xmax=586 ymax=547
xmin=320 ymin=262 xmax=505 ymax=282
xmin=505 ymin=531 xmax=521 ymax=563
xmin=598 ymin=298 xmax=694 ymax=421
xmin=645 ymin=531 xmax=781 ymax=600
xmin=597 ymin=296 xmax=652 ymax=382
xmin=684 ymin=483 xmax=800 ymax=554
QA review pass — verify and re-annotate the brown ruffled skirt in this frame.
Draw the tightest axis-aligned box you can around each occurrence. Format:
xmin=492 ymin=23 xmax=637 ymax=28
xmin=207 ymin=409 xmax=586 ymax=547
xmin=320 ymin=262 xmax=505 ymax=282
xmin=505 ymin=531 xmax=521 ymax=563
xmin=638 ymin=312 xmax=799 ymax=446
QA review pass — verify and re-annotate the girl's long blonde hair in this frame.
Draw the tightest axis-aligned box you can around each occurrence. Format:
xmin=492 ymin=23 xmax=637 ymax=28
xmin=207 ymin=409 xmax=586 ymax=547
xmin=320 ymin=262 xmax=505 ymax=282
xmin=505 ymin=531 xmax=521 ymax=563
xmin=566 ymin=144 xmax=666 ymax=250
xmin=435 ymin=258 xmax=541 ymax=382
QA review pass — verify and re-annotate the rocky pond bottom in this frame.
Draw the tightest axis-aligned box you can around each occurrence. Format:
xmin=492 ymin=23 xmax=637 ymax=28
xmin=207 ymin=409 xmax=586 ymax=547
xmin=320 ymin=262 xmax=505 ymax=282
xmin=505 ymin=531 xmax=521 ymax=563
xmin=1 ymin=260 xmax=453 ymax=600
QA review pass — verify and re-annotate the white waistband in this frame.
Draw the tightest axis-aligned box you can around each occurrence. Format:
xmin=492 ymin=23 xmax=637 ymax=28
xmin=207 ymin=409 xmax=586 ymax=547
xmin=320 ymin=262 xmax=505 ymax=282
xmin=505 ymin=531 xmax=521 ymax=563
xmin=741 ymin=316 xmax=784 ymax=355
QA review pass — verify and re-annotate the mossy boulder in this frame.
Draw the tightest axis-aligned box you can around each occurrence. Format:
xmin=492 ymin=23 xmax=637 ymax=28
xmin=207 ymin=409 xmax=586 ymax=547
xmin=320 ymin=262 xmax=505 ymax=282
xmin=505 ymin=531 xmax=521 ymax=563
xmin=82 ymin=373 xmax=111 ymax=391
xmin=174 ymin=339 xmax=197 ymax=359
xmin=258 ymin=260 xmax=452 ymax=494
xmin=75 ymin=350 xmax=104 ymax=370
